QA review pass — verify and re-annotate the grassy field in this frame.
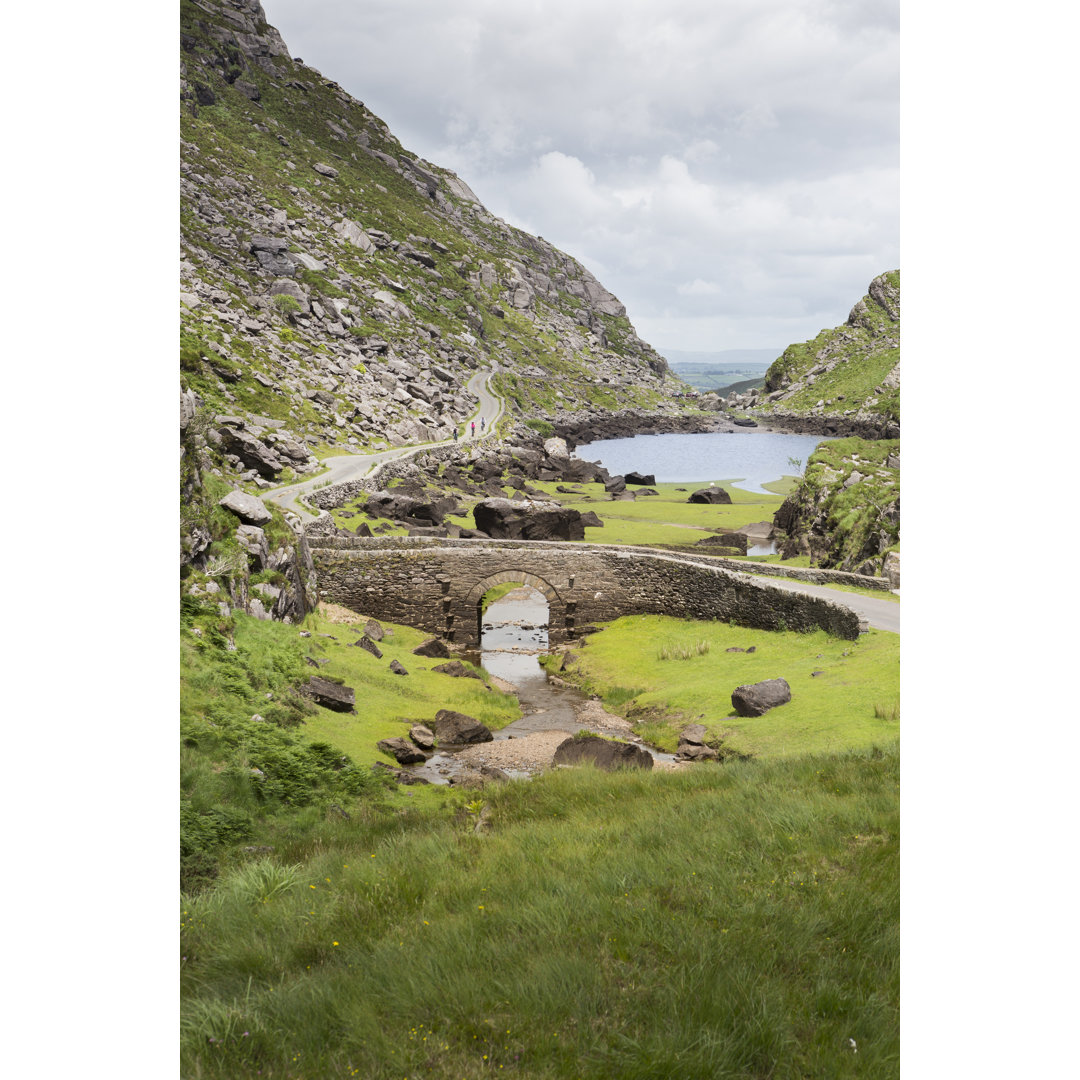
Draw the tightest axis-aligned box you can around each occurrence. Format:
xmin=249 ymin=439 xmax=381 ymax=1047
xmin=442 ymin=479 xmax=791 ymax=550
xmin=181 ymin=558 xmax=899 ymax=1079
xmin=551 ymin=616 xmax=899 ymax=759
xmin=181 ymin=747 xmax=898 ymax=1079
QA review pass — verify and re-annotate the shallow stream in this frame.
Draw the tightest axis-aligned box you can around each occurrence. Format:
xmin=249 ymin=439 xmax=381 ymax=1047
xmin=407 ymin=588 xmax=673 ymax=783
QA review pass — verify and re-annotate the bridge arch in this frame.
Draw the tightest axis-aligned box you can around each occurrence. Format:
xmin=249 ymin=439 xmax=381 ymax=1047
xmin=465 ymin=569 xmax=564 ymax=646
xmin=464 ymin=569 xmax=562 ymax=608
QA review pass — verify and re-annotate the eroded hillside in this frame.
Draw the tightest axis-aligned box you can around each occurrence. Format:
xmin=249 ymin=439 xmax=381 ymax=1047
xmin=180 ymin=0 xmax=683 ymax=470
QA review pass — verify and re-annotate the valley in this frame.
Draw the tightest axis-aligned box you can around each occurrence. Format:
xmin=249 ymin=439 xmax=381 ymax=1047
xmin=179 ymin=3 xmax=900 ymax=1077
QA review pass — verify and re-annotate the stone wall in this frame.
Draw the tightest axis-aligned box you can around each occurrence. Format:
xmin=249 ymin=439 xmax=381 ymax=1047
xmin=648 ymin=550 xmax=892 ymax=591
xmin=307 ymin=536 xmax=862 ymax=644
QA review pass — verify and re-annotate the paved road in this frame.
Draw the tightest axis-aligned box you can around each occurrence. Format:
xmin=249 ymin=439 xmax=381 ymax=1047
xmin=749 ymin=574 xmax=899 ymax=633
xmin=264 ymin=368 xmax=502 ymax=520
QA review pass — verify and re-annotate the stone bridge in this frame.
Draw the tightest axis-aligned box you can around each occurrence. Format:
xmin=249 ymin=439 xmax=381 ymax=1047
xmin=307 ymin=535 xmax=862 ymax=644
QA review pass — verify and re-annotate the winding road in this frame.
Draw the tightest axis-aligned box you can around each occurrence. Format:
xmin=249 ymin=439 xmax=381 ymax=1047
xmin=262 ymin=370 xmax=898 ymax=632
xmin=263 ymin=368 xmax=503 ymax=520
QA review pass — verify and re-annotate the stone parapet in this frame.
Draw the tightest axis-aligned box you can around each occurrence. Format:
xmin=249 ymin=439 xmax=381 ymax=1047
xmin=306 ymin=536 xmax=861 ymax=644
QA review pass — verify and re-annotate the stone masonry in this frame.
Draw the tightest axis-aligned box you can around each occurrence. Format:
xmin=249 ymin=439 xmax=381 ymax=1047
xmin=307 ymin=536 xmax=862 ymax=645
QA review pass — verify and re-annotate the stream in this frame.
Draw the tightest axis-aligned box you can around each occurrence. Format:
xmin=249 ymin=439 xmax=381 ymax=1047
xmin=407 ymin=587 xmax=673 ymax=783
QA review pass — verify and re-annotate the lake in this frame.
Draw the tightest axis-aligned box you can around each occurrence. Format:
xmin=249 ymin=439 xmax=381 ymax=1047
xmin=579 ymin=430 xmax=824 ymax=494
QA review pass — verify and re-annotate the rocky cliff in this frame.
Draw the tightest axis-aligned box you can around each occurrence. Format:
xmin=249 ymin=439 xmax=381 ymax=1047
xmin=180 ymin=0 xmax=685 ymax=473
xmin=724 ymin=271 xmax=899 ymax=439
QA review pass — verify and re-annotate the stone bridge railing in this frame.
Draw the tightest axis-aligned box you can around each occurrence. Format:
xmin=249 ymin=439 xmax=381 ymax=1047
xmin=306 ymin=535 xmax=862 ymax=645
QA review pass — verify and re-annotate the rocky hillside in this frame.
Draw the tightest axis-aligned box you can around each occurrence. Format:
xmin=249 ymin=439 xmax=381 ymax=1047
xmin=772 ymin=438 xmax=900 ymax=578
xmin=724 ymin=272 xmax=899 ymax=438
xmin=180 ymin=0 xmax=686 ymax=472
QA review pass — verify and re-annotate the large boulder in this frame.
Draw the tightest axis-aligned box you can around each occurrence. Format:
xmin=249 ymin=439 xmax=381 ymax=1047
xmin=473 ymin=498 xmax=585 ymax=541
xmin=731 ymin=678 xmax=791 ymax=717
xmin=552 ymin=735 xmax=653 ymax=771
xmin=624 ymin=471 xmax=656 ymax=486
xmin=366 ymin=490 xmax=457 ymax=526
xmin=433 ymin=709 xmax=493 ymax=745
xmin=301 ymin=676 xmax=356 ymax=713
xmin=376 ymin=737 xmax=427 ymax=765
xmin=218 ymin=489 xmax=272 ymax=526
xmin=688 ymin=486 xmax=732 ymax=505
xmin=413 ymin=637 xmax=451 ymax=659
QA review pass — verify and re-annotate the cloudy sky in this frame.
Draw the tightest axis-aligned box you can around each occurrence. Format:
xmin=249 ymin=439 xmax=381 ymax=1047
xmin=262 ymin=0 xmax=898 ymax=357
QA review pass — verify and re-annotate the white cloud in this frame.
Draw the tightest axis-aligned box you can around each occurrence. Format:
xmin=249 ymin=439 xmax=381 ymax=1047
xmin=263 ymin=0 xmax=899 ymax=350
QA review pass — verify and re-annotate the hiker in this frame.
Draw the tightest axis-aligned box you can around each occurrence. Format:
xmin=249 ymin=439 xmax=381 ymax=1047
xmin=453 ymin=428 xmax=458 ymax=442
xmin=471 ymin=421 xmax=476 ymax=437
xmin=481 ymin=416 xmax=486 ymax=431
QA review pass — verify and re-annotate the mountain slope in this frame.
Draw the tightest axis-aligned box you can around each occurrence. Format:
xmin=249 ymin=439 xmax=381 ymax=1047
xmin=728 ymin=271 xmax=899 ymax=438
xmin=180 ymin=0 xmax=683 ymax=472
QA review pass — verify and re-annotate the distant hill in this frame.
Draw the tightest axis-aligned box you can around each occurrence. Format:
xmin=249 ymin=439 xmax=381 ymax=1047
xmin=662 ymin=349 xmax=777 ymax=391
xmin=664 ymin=348 xmax=779 ymax=370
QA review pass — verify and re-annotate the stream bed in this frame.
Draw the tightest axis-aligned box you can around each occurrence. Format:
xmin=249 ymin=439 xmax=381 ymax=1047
xmin=406 ymin=587 xmax=674 ymax=783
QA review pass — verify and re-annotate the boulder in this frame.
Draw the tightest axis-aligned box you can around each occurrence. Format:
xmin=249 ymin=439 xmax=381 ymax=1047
xmin=235 ymin=524 xmax=269 ymax=568
xmin=676 ymin=743 xmax=719 ymax=762
xmin=218 ymin=489 xmax=272 ymax=526
xmin=433 ymin=709 xmax=493 ymax=745
xmin=579 ymin=511 xmax=604 ymax=528
xmin=413 ymin=637 xmax=451 ymax=659
xmin=695 ymin=531 xmax=748 ymax=553
xmin=217 ymin=426 xmax=285 ymax=478
xmin=432 ymin=660 xmax=483 ymax=681
xmin=731 ymin=678 xmax=791 ymax=717
xmin=302 ymin=676 xmax=356 ymax=713
xmin=688 ymin=486 xmax=732 ymax=505
xmin=604 ymin=476 xmax=627 ymax=494
xmin=552 ymin=735 xmax=653 ymax=771
xmin=352 ymin=635 xmax=382 ymax=659
xmin=679 ymin=724 xmax=708 ymax=745
xmin=409 ymin=724 xmax=436 ymax=751
xmin=376 ymin=737 xmax=427 ymax=765
xmin=624 ymin=471 xmax=656 ymax=486
xmin=366 ymin=490 xmax=457 ymax=526
xmin=364 ymin=619 xmax=385 ymax=641
xmin=389 ymin=659 xmax=409 ymax=676
xmin=473 ymin=498 xmax=585 ymax=541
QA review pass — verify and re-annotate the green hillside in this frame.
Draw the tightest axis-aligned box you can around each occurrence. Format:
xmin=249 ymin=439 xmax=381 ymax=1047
xmin=758 ymin=271 xmax=900 ymax=429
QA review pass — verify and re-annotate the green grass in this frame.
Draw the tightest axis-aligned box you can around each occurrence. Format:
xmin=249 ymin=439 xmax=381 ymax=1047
xmin=557 ymin=616 xmax=899 ymax=759
xmin=480 ymin=581 xmax=522 ymax=614
xmin=442 ymin=480 xmax=786 ymax=550
xmin=181 ymin=747 xmax=898 ymax=1079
